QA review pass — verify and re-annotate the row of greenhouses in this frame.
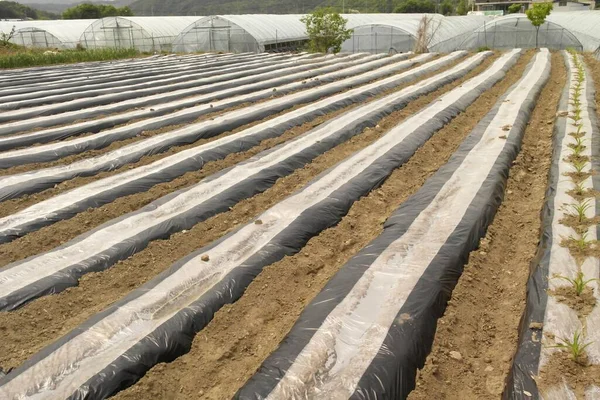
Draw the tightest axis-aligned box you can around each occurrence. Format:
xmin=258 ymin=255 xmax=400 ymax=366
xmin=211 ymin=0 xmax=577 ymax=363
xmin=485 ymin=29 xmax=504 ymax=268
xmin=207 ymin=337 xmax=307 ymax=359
xmin=1 ymin=13 xmax=600 ymax=55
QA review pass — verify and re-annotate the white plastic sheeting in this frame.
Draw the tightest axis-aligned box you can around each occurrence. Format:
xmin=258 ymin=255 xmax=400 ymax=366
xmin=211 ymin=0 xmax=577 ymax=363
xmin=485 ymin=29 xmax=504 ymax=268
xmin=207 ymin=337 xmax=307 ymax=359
xmin=80 ymin=16 xmax=199 ymax=52
xmin=548 ymin=11 xmax=600 ymax=54
xmin=459 ymin=14 xmax=583 ymax=51
xmin=1 ymin=20 xmax=93 ymax=49
xmin=173 ymin=14 xmax=307 ymax=53
xmin=342 ymin=14 xmax=489 ymax=54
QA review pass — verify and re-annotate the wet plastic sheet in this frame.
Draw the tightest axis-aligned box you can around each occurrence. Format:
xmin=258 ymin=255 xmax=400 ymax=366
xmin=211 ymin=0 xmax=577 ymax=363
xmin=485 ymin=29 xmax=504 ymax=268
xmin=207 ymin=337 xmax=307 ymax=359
xmin=235 ymin=49 xmax=551 ymax=400
xmin=0 ymin=54 xmax=357 ymax=139
xmin=0 ymin=50 xmax=512 ymax=400
xmin=0 ymin=53 xmax=262 ymax=100
xmin=0 ymin=52 xmax=477 ymax=311
xmin=0 ymin=54 xmax=368 ymax=151
xmin=504 ymin=52 xmax=600 ymax=399
xmin=0 ymin=52 xmax=447 ymax=202
xmin=0 ymin=54 xmax=312 ymax=121
xmin=0 ymin=54 xmax=301 ymax=111
xmin=0 ymin=54 xmax=201 ymax=88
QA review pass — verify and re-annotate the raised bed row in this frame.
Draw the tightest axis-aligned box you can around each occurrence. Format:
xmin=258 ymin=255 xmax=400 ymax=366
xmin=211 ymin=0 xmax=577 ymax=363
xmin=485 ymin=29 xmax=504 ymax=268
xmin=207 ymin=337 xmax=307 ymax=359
xmin=506 ymin=51 xmax=600 ymax=399
xmin=0 ymin=49 xmax=526 ymax=400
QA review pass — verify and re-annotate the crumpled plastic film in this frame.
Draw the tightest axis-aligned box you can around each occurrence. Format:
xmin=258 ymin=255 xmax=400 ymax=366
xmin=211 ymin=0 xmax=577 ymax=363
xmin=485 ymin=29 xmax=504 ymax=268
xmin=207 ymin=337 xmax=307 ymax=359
xmin=236 ymin=49 xmax=551 ymax=400
xmin=0 ymin=51 xmax=501 ymax=400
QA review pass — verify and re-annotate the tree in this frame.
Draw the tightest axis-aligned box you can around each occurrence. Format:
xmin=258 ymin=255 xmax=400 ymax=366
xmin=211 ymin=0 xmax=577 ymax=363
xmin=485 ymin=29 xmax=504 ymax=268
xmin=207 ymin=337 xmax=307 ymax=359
xmin=508 ymin=3 xmax=522 ymax=13
xmin=456 ymin=0 xmax=469 ymax=15
xmin=440 ymin=0 xmax=454 ymax=15
xmin=62 ymin=3 xmax=133 ymax=19
xmin=394 ymin=0 xmax=436 ymax=13
xmin=301 ymin=8 xmax=352 ymax=54
xmin=526 ymin=2 xmax=553 ymax=48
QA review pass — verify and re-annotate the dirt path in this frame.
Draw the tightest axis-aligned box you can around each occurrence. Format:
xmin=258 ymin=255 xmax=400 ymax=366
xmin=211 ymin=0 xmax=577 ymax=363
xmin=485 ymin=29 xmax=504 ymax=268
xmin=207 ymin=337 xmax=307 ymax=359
xmin=408 ymin=51 xmax=565 ymax=400
xmin=0 ymin=56 xmax=463 ymax=266
xmin=0 ymin=56 xmax=437 ymax=180
xmin=112 ymin=51 xmax=534 ymax=400
xmin=0 ymin=57 xmax=449 ymax=222
xmin=0 ymin=54 xmax=504 ymax=373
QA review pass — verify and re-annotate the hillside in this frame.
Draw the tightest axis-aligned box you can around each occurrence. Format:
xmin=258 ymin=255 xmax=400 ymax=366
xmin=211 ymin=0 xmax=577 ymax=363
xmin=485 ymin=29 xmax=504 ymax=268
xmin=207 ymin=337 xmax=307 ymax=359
xmin=129 ymin=0 xmax=395 ymax=16
xmin=15 ymin=0 xmax=134 ymax=14
xmin=0 ymin=1 xmax=58 ymax=19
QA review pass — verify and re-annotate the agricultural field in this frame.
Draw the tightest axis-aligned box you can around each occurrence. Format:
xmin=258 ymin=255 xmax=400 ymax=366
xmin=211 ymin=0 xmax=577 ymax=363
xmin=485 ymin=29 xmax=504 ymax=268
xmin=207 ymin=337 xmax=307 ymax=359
xmin=0 ymin=48 xmax=598 ymax=399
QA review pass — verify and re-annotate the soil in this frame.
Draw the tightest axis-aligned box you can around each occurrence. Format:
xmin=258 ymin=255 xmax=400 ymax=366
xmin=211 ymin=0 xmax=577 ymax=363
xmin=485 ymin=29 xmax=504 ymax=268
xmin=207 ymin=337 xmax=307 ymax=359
xmin=537 ymin=351 xmax=600 ymax=399
xmin=0 ymin=55 xmax=465 ymax=264
xmin=0 ymin=56 xmax=449 ymax=219
xmin=0 ymin=55 xmax=441 ymax=179
xmin=0 ymin=53 xmax=505 ymax=374
xmin=408 ymin=50 xmax=566 ymax=400
xmin=110 ymin=51 xmax=535 ymax=400
xmin=549 ymin=285 xmax=597 ymax=320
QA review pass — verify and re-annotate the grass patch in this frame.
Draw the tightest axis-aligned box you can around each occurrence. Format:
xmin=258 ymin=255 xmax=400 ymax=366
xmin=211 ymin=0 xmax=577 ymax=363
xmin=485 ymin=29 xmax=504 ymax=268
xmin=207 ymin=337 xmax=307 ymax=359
xmin=0 ymin=45 xmax=141 ymax=69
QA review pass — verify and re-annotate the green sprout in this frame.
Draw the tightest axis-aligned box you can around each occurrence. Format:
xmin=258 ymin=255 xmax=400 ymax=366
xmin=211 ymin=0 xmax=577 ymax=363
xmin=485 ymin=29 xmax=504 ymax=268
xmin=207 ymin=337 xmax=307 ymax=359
xmin=570 ymin=199 xmax=592 ymax=223
xmin=572 ymin=159 xmax=588 ymax=174
xmin=550 ymin=330 xmax=593 ymax=363
xmin=572 ymin=180 xmax=588 ymax=197
xmin=567 ymin=233 xmax=591 ymax=252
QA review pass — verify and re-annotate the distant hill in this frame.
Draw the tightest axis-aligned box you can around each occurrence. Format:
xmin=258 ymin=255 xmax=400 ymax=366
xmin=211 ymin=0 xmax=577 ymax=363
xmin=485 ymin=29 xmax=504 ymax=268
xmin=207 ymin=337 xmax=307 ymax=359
xmin=15 ymin=0 xmax=134 ymax=14
xmin=0 ymin=1 xmax=59 ymax=19
xmin=129 ymin=0 xmax=395 ymax=16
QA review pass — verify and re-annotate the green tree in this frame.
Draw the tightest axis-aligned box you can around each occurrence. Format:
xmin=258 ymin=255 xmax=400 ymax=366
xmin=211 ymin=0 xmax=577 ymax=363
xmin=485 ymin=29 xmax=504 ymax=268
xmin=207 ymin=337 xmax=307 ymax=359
xmin=456 ymin=0 xmax=469 ymax=15
xmin=508 ymin=3 xmax=522 ymax=13
xmin=526 ymin=2 xmax=553 ymax=48
xmin=394 ymin=0 xmax=436 ymax=13
xmin=63 ymin=3 xmax=134 ymax=19
xmin=301 ymin=8 xmax=352 ymax=54
xmin=440 ymin=0 xmax=454 ymax=15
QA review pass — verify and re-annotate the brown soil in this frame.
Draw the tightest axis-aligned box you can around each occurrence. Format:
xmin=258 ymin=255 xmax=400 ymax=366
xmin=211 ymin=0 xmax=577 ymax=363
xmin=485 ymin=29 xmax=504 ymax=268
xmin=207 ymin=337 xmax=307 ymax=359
xmin=408 ymin=51 xmax=566 ymax=400
xmin=0 ymin=52 xmax=506 ymax=374
xmin=111 ymin=52 xmax=534 ymax=400
xmin=0 ymin=55 xmax=469 ymax=264
xmin=560 ymin=238 xmax=600 ymax=264
xmin=0 ymin=57 xmax=445 ymax=218
xmin=549 ymin=285 xmax=597 ymax=320
xmin=537 ymin=351 xmax=600 ymax=399
xmin=566 ymin=187 xmax=598 ymax=203
xmin=559 ymin=214 xmax=600 ymax=236
xmin=0 ymin=55 xmax=435 ymax=178
xmin=565 ymin=170 xmax=593 ymax=184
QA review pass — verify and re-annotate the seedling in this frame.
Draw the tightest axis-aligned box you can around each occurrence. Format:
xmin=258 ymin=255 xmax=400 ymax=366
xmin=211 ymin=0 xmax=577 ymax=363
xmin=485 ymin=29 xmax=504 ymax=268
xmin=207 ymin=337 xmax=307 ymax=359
xmin=567 ymin=233 xmax=591 ymax=251
xmin=549 ymin=330 xmax=593 ymax=363
xmin=570 ymin=199 xmax=591 ymax=223
xmin=553 ymin=270 xmax=598 ymax=296
xmin=572 ymin=159 xmax=588 ymax=174
xmin=572 ymin=181 xmax=587 ymax=197
xmin=571 ymin=108 xmax=582 ymax=122
xmin=568 ymin=143 xmax=585 ymax=157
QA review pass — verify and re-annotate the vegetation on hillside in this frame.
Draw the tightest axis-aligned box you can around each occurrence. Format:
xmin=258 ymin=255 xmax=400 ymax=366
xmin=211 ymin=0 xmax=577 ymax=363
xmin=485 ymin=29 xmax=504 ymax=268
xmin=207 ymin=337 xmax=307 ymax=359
xmin=62 ymin=3 xmax=134 ymax=19
xmin=301 ymin=8 xmax=352 ymax=54
xmin=0 ymin=1 xmax=58 ymax=19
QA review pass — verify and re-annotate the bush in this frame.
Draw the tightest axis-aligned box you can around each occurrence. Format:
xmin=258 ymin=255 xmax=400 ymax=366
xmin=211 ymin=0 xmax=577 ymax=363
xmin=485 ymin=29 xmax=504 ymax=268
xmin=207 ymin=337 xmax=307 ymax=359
xmin=508 ymin=3 xmax=522 ymax=13
xmin=0 ymin=47 xmax=139 ymax=69
xmin=301 ymin=8 xmax=352 ymax=54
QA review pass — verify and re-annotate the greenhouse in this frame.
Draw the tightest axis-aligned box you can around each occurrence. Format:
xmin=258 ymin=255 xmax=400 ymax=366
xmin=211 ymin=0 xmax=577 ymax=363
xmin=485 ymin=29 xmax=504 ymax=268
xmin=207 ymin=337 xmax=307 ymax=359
xmin=341 ymin=14 xmax=489 ymax=54
xmin=8 ymin=20 xmax=94 ymax=49
xmin=80 ymin=16 xmax=199 ymax=52
xmin=459 ymin=14 xmax=583 ymax=51
xmin=548 ymin=11 xmax=600 ymax=54
xmin=172 ymin=14 xmax=307 ymax=53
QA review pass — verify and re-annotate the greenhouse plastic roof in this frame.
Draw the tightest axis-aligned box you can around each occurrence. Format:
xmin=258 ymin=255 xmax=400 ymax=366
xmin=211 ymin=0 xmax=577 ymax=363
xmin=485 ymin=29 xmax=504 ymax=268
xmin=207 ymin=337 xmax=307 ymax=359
xmin=189 ymin=15 xmax=308 ymax=44
xmin=9 ymin=20 xmax=94 ymax=44
xmin=86 ymin=16 xmax=199 ymax=38
xmin=459 ymin=14 xmax=583 ymax=50
xmin=548 ymin=11 xmax=600 ymax=51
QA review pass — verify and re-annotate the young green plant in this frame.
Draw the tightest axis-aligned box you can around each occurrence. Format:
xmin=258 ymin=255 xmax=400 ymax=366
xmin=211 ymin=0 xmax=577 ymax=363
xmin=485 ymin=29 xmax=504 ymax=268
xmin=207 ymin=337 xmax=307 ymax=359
xmin=570 ymin=199 xmax=591 ymax=223
xmin=549 ymin=330 xmax=593 ymax=364
xmin=553 ymin=270 xmax=598 ymax=296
